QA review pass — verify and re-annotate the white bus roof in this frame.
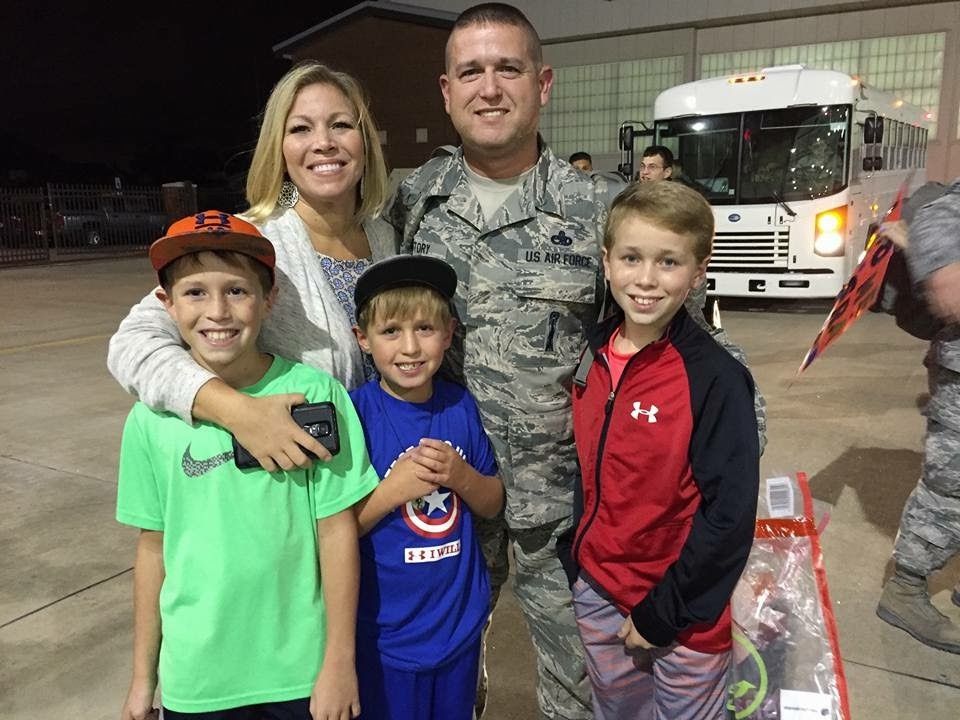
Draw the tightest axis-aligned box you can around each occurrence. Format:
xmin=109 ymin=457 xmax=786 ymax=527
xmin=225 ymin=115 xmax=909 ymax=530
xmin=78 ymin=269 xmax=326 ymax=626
xmin=654 ymin=65 xmax=927 ymax=125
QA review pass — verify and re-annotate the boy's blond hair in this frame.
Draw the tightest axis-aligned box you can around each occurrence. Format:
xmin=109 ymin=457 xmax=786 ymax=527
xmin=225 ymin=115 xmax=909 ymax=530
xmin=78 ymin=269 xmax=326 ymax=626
xmin=356 ymin=285 xmax=453 ymax=331
xmin=604 ymin=181 xmax=714 ymax=262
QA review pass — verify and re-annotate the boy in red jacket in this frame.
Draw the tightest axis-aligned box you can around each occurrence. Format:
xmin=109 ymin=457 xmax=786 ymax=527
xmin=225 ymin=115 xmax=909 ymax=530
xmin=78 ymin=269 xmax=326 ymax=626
xmin=563 ymin=181 xmax=759 ymax=719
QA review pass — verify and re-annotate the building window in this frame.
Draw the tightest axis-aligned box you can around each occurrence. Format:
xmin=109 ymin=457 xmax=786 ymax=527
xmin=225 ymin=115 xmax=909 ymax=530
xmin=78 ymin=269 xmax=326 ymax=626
xmin=700 ymin=32 xmax=944 ymax=138
xmin=541 ymin=56 xmax=684 ymax=159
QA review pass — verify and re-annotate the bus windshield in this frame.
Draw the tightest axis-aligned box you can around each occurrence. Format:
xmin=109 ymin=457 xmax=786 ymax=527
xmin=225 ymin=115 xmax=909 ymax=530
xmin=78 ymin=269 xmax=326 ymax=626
xmin=656 ymin=104 xmax=851 ymax=205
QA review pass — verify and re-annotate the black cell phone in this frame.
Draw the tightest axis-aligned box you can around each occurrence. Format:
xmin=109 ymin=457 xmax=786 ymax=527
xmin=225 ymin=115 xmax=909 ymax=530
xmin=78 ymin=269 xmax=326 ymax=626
xmin=232 ymin=401 xmax=340 ymax=469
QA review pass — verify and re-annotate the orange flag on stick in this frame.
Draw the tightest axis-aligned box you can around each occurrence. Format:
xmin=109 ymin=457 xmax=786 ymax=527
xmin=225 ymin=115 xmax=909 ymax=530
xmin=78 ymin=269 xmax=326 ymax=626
xmin=798 ymin=185 xmax=909 ymax=373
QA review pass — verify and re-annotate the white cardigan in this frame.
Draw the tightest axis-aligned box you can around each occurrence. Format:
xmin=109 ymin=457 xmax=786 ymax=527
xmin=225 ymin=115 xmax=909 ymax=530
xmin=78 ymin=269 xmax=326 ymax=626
xmin=106 ymin=208 xmax=398 ymax=423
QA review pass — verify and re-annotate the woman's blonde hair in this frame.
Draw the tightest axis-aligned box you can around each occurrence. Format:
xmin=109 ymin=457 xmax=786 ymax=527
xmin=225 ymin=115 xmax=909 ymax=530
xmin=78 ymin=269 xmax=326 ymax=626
xmin=245 ymin=61 xmax=388 ymax=224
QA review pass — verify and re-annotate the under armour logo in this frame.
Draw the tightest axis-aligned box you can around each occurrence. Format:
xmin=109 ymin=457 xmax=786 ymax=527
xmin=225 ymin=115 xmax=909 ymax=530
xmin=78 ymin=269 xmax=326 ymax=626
xmin=193 ymin=212 xmax=232 ymax=232
xmin=631 ymin=402 xmax=659 ymax=423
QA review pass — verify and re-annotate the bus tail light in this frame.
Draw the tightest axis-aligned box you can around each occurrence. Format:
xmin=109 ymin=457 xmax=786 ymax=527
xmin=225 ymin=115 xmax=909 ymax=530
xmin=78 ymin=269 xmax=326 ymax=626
xmin=814 ymin=206 xmax=847 ymax=257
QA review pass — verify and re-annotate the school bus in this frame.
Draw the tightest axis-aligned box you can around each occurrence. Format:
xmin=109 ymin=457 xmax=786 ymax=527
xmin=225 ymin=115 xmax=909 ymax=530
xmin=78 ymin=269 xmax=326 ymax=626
xmin=653 ymin=64 xmax=929 ymax=298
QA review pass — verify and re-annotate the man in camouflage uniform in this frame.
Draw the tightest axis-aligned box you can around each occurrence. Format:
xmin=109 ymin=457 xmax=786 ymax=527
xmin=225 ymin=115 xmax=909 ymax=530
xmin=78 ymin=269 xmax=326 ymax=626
xmin=877 ymin=179 xmax=960 ymax=653
xmin=391 ymin=4 xmax=770 ymax=718
xmin=390 ymin=6 xmax=597 ymax=718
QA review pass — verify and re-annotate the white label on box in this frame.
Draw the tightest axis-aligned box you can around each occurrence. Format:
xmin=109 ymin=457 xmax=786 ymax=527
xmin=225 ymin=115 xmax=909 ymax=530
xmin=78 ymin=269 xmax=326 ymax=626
xmin=779 ymin=689 xmax=832 ymax=719
xmin=766 ymin=475 xmax=796 ymax=518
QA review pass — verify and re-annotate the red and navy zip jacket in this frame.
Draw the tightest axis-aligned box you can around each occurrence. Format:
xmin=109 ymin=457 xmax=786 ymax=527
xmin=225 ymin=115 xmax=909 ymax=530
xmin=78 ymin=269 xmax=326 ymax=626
xmin=566 ymin=305 xmax=759 ymax=653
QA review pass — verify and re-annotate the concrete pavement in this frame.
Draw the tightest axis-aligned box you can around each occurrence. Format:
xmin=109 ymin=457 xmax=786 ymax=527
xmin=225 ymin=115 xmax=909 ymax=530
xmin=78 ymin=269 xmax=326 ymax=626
xmin=1 ymin=257 xmax=958 ymax=718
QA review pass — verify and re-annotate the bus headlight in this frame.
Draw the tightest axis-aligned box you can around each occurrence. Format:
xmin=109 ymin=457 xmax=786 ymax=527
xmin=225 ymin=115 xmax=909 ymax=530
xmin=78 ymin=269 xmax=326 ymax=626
xmin=814 ymin=207 xmax=847 ymax=257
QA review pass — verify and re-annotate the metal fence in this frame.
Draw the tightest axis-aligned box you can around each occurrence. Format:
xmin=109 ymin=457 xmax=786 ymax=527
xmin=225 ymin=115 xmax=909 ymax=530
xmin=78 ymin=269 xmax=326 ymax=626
xmin=0 ymin=187 xmax=48 ymax=265
xmin=0 ymin=182 xmax=197 ymax=267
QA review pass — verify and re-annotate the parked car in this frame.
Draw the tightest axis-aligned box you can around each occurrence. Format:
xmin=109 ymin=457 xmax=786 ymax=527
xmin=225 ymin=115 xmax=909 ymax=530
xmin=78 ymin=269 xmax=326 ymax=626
xmin=53 ymin=193 xmax=168 ymax=248
xmin=0 ymin=211 xmax=46 ymax=249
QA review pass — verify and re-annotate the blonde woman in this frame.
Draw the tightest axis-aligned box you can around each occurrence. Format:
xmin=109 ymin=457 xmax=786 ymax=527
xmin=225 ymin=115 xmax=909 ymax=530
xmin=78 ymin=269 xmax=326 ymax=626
xmin=108 ymin=62 xmax=396 ymax=470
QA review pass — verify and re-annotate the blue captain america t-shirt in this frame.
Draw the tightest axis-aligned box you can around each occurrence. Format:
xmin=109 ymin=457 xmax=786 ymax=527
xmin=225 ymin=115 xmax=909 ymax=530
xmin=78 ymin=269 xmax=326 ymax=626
xmin=350 ymin=378 xmax=497 ymax=671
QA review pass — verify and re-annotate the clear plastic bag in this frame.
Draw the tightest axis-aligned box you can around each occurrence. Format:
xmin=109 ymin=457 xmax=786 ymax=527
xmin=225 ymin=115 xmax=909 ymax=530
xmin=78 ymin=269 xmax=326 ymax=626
xmin=727 ymin=472 xmax=850 ymax=720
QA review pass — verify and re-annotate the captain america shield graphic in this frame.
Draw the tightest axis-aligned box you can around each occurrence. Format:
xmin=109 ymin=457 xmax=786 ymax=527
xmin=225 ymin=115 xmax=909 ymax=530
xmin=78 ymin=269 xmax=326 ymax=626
xmin=403 ymin=487 xmax=461 ymax=538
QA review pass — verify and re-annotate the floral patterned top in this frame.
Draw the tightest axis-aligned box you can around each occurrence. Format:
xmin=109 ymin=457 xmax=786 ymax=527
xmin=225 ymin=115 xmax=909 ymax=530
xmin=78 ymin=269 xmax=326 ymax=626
xmin=317 ymin=253 xmax=377 ymax=380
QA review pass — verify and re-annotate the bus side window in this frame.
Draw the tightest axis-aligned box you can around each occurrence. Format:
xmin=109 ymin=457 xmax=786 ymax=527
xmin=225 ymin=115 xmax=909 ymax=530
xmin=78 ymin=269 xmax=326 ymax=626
xmin=908 ymin=125 xmax=917 ymax=168
xmin=896 ymin=120 xmax=904 ymax=169
xmin=863 ymin=115 xmax=884 ymax=172
xmin=884 ymin=120 xmax=891 ymax=170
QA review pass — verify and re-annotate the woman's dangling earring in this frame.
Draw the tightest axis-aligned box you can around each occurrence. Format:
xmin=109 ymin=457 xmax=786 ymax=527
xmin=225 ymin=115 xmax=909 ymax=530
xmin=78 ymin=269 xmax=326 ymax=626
xmin=278 ymin=180 xmax=299 ymax=209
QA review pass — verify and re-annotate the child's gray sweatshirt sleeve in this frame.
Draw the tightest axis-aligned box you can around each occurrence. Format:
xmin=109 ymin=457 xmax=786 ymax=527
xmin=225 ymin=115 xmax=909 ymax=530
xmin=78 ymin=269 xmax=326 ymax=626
xmin=106 ymin=290 xmax=215 ymax=424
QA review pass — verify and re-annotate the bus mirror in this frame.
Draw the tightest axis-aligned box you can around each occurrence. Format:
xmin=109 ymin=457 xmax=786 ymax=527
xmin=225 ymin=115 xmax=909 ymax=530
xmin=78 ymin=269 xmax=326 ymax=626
xmin=620 ymin=125 xmax=634 ymax=151
xmin=864 ymin=116 xmax=884 ymax=144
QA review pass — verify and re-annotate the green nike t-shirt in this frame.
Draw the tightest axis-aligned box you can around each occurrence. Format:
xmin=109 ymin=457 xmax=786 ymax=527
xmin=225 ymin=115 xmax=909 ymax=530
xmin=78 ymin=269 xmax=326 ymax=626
xmin=116 ymin=356 xmax=378 ymax=713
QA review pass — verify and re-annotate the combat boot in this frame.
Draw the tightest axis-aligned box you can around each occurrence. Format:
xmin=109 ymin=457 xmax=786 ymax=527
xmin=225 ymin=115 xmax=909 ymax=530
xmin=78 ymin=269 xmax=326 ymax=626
xmin=877 ymin=570 xmax=960 ymax=653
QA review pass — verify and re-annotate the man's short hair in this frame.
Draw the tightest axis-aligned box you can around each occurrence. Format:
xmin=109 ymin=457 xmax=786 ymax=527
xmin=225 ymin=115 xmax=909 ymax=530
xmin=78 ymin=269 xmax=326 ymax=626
xmin=448 ymin=3 xmax=542 ymax=66
xmin=569 ymin=151 xmax=592 ymax=165
xmin=641 ymin=145 xmax=674 ymax=167
xmin=603 ymin=181 xmax=714 ymax=263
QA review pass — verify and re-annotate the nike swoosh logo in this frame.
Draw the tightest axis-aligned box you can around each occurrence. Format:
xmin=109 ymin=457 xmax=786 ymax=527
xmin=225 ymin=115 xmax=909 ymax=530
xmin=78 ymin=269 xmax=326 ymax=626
xmin=182 ymin=445 xmax=235 ymax=477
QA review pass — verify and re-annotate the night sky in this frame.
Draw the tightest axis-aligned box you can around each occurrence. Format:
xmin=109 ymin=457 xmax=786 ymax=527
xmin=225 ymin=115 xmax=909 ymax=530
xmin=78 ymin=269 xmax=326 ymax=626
xmin=1 ymin=0 xmax=363 ymax=185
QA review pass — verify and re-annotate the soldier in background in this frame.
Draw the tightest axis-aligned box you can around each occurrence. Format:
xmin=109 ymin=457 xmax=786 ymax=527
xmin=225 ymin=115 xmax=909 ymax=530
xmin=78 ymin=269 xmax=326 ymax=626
xmin=569 ymin=151 xmax=593 ymax=172
xmin=877 ymin=181 xmax=960 ymax=654
xmin=637 ymin=145 xmax=674 ymax=183
xmin=390 ymin=5 xmax=597 ymax=718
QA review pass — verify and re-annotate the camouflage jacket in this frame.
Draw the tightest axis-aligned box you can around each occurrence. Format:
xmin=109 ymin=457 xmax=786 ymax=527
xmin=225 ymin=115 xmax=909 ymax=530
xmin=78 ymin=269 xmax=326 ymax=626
xmin=389 ymin=143 xmax=606 ymax=528
xmin=908 ymin=178 xmax=960 ymax=377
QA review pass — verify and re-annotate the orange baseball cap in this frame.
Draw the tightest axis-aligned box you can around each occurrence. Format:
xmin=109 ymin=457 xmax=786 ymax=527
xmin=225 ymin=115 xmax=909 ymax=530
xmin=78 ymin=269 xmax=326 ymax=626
xmin=149 ymin=211 xmax=275 ymax=281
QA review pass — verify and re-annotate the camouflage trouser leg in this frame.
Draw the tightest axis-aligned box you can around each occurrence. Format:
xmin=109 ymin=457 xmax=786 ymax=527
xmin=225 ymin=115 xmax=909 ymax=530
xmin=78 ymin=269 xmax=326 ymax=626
xmin=474 ymin=513 xmax=510 ymax=718
xmin=512 ymin=517 xmax=593 ymax=720
xmin=893 ymin=417 xmax=960 ymax=577
xmin=476 ymin=511 xmax=511 ymax=593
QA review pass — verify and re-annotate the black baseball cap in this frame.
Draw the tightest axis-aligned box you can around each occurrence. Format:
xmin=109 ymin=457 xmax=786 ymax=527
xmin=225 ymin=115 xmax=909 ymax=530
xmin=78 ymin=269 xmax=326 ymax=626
xmin=354 ymin=255 xmax=458 ymax=319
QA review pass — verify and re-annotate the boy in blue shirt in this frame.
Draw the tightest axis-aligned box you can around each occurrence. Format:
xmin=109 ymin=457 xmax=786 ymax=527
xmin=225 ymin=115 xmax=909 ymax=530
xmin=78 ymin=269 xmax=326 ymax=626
xmin=116 ymin=211 xmax=379 ymax=720
xmin=348 ymin=255 xmax=504 ymax=720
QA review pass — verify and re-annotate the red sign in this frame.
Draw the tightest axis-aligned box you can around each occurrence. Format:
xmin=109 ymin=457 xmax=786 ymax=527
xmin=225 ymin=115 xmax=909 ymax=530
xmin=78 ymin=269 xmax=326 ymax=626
xmin=798 ymin=188 xmax=907 ymax=373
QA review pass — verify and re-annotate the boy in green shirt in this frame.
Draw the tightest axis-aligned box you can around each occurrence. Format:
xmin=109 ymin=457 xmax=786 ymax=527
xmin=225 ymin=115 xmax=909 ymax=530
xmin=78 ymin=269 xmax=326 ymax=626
xmin=116 ymin=211 xmax=379 ymax=720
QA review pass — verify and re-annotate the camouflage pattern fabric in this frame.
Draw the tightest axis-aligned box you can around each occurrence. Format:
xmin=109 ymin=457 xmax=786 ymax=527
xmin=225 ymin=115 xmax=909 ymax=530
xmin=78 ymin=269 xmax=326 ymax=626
xmin=390 ymin=143 xmax=606 ymax=530
xmin=894 ymin=368 xmax=960 ymax=576
xmin=589 ymin=171 xmax=629 ymax=208
xmin=390 ymin=142 xmax=597 ymax=719
xmin=512 ymin=518 xmax=594 ymax=719
xmin=893 ymin=182 xmax=960 ymax=577
xmin=907 ymin=179 xmax=960 ymax=375
xmin=685 ymin=282 xmax=768 ymax=455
